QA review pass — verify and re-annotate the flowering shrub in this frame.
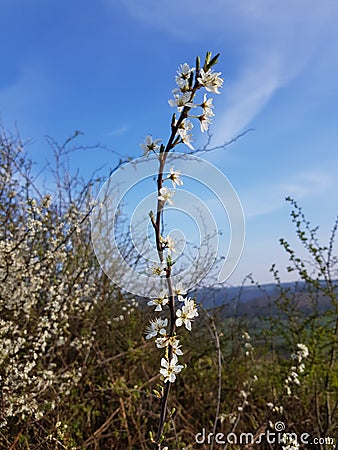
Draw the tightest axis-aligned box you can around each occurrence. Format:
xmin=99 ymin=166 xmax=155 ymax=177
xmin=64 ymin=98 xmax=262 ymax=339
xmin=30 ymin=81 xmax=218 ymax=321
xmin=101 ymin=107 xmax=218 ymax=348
xmin=0 ymin=131 xmax=101 ymax=426
xmin=285 ymin=343 xmax=309 ymax=395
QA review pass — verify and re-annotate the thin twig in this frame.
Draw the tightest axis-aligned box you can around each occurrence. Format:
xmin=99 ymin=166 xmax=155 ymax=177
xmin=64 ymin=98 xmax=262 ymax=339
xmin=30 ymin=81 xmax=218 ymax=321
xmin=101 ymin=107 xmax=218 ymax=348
xmin=201 ymin=306 xmax=222 ymax=450
xmin=83 ymin=408 xmax=120 ymax=448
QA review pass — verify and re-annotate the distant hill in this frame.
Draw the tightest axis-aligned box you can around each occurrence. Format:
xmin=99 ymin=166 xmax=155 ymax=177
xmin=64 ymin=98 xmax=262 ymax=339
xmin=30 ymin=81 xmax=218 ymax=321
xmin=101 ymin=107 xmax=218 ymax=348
xmin=192 ymin=280 xmax=337 ymax=318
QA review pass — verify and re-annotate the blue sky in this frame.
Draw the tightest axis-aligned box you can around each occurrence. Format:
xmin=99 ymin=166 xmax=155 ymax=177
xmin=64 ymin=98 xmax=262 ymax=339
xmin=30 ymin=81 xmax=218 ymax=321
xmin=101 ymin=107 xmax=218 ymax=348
xmin=1 ymin=0 xmax=338 ymax=286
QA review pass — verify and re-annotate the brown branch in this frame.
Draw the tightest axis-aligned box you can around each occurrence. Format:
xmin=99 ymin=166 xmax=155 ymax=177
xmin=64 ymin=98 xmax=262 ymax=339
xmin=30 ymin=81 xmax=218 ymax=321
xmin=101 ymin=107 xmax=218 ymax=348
xmin=83 ymin=408 xmax=120 ymax=448
xmin=8 ymin=430 xmax=23 ymax=450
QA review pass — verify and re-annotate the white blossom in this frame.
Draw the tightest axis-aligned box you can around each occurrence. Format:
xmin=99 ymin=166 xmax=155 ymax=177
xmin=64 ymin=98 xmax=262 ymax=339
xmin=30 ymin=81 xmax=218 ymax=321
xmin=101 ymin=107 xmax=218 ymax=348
xmin=155 ymin=335 xmax=183 ymax=356
xmin=174 ymin=283 xmax=187 ymax=297
xmin=177 ymin=119 xmax=194 ymax=150
xmin=160 ymin=354 xmax=184 ymax=383
xmin=198 ymin=68 xmax=223 ymax=94
xmin=176 ymin=297 xmax=198 ymax=331
xmin=296 ymin=343 xmax=309 ymax=359
xmin=158 ymin=186 xmax=175 ymax=205
xmin=160 ymin=234 xmax=176 ymax=253
xmin=168 ymin=90 xmax=195 ymax=112
xmin=169 ymin=166 xmax=183 ymax=188
xmin=150 ymin=261 xmax=166 ymax=276
xmin=145 ymin=318 xmax=168 ymax=340
xmin=281 ymin=433 xmax=300 ymax=450
xmin=147 ymin=291 xmax=169 ymax=312
xmin=240 ymin=390 xmax=248 ymax=399
xmin=140 ymin=135 xmax=162 ymax=156
xmin=201 ymin=93 xmax=215 ymax=117
xmin=285 ymin=343 xmax=309 ymax=395
xmin=175 ymin=63 xmax=194 ymax=91
xmin=198 ymin=114 xmax=212 ymax=132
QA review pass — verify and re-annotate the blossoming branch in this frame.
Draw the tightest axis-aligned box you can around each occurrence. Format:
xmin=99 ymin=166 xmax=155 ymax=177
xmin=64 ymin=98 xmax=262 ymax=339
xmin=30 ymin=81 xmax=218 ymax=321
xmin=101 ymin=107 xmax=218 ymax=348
xmin=140 ymin=52 xmax=223 ymax=448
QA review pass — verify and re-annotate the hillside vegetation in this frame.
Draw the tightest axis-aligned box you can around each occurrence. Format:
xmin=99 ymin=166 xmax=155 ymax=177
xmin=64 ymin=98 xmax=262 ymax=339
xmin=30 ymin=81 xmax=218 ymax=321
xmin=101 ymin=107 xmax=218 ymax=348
xmin=0 ymin=129 xmax=337 ymax=449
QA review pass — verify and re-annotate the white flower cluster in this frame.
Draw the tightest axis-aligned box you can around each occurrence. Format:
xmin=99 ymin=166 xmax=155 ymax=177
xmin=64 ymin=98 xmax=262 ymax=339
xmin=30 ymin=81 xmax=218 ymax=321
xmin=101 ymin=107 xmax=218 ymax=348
xmin=146 ymin=283 xmax=198 ymax=383
xmin=175 ymin=295 xmax=199 ymax=331
xmin=140 ymin=54 xmax=223 ymax=155
xmin=158 ymin=186 xmax=175 ymax=205
xmin=147 ymin=291 xmax=168 ymax=312
xmin=237 ymin=387 xmax=249 ymax=412
xmin=228 ymin=332 xmax=258 ymax=418
xmin=112 ymin=298 xmax=139 ymax=322
xmin=140 ymin=135 xmax=162 ymax=156
xmin=242 ymin=331 xmax=254 ymax=357
xmin=0 ymin=190 xmax=98 ymax=423
xmin=198 ymin=68 xmax=223 ymax=94
xmin=291 ymin=343 xmax=309 ymax=362
xmin=145 ymin=164 xmax=183 ymax=280
xmin=267 ymin=402 xmax=284 ymax=414
xmin=285 ymin=343 xmax=309 ymax=395
xmin=169 ymin=61 xmax=222 ymax=147
xmin=281 ymin=433 xmax=300 ymax=450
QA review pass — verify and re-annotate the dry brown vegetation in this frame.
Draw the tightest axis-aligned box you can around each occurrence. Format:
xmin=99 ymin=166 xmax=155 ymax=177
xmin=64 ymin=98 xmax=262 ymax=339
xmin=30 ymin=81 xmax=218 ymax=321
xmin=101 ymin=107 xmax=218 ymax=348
xmin=0 ymin=129 xmax=337 ymax=449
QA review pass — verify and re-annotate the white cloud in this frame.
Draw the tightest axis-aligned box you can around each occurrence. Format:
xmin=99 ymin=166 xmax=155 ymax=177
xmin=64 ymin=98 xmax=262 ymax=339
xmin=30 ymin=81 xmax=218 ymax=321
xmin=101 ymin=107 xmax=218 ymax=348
xmin=0 ymin=65 xmax=49 ymax=130
xmin=242 ymin=170 xmax=335 ymax=218
xmin=106 ymin=125 xmax=129 ymax=136
xmin=213 ymin=56 xmax=282 ymax=142
xmin=119 ymin=0 xmax=338 ymax=141
xmin=280 ymin=171 xmax=333 ymax=198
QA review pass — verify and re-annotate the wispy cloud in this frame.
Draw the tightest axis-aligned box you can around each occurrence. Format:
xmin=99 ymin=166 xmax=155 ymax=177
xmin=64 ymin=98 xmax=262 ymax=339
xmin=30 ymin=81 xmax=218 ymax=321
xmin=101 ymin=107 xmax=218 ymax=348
xmin=119 ymin=0 xmax=338 ymax=141
xmin=106 ymin=125 xmax=129 ymax=136
xmin=242 ymin=170 xmax=335 ymax=218
xmin=0 ymin=64 xmax=48 ymax=131
xmin=213 ymin=56 xmax=282 ymax=142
